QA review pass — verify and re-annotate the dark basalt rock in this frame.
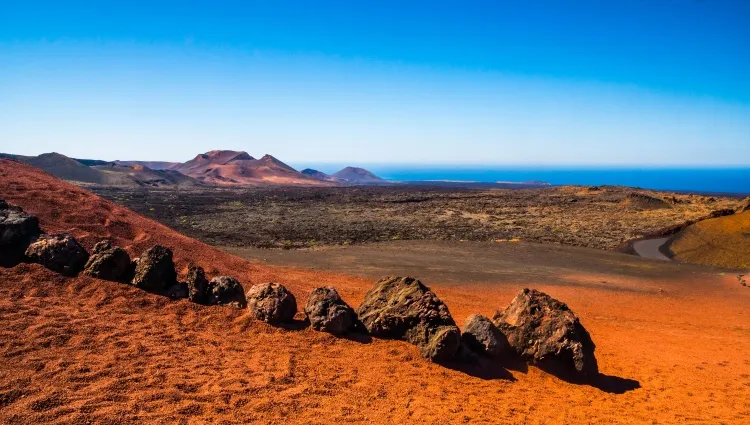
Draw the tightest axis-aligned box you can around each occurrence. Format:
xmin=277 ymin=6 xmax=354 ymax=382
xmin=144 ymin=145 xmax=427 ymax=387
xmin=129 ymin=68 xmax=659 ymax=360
xmin=461 ymin=314 xmax=509 ymax=357
xmin=304 ymin=287 xmax=356 ymax=335
xmin=492 ymin=288 xmax=598 ymax=376
xmin=24 ymin=233 xmax=89 ymax=276
xmin=0 ymin=200 xmax=41 ymax=267
xmin=82 ymin=240 xmax=132 ymax=282
xmin=245 ymin=282 xmax=297 ymax=323
xmin=207 ymin=276 xmax=246 ymax=308
xmin=166 ymin=282 xmax=189 ymax=299
xmin=131 ymin=245 xmax=177 ymax=292
xmin=356 ymin=276 xmax=461 ymax=362
xmin=185 ymin=264 xmax=209 ymax=304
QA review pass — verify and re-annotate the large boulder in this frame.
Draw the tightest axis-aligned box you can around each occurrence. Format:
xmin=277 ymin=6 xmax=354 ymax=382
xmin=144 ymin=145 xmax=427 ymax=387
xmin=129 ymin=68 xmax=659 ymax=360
xmin=461 ymin=314 xmax=509 ymax=357
xmin=0 ymin=200 xmax=41 ymax=267
xmin=245 ymin=282 xmax=297 ymax=323
xmin=357 ymin=276 xmax=461 ymax=362
xmin=82 ymin=240 xmax=132 ymax=282
xmin=185 ymin=264 xmax=209 ymax=304
xmin=207 ymin=276 xmax=246 ymax=308
xmin=25 ymin=233 xmax=89 ymax=276
xmin=131 ymin=245 xmax=177 ymax=292
xmin=304 ymin=287 xmax=356 ymax=335
xmin=492 ymin=288 xmax=598 ymax=376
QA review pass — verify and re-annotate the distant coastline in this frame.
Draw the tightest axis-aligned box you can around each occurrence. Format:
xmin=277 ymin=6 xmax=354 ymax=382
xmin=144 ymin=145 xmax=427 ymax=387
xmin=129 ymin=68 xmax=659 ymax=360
xmin=294 ymin=164 xmax=750 ymax=195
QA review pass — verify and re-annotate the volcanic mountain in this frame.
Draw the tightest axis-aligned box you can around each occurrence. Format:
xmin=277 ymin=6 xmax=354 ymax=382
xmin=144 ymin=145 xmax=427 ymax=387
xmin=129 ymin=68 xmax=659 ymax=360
xmin=301 ymin=168 xmax=339 ymax=182
xmin=173 ymin=150 xmax=333 ymax=186
xmin=114 ymin=160 xmax=181 ymax=170
xmin=0 ymin=152 xmax=199 ymax=188
xmin=332 ymin=166 xmax=383 ymax=184
xmin=92 ymin=163 xmax=203 ymax=188
xmin=0 ymin=152 xmax=130 ymax=185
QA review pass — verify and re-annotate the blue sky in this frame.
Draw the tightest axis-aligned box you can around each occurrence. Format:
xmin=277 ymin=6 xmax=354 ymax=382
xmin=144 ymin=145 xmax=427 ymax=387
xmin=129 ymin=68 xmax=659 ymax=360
xmin=1 ymin=1 xmax=749 ymax=165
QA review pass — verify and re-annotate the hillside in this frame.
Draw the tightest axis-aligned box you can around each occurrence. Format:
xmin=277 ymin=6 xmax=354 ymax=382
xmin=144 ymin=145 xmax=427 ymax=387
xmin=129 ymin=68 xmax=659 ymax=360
xmin=332 ymin=166 xmax=383 ymax=183
xmin=669 ymin=211 xmax=750 ymax=269
xmin=2 ymin=152 xmax=199 ymax=188
xmin=92 ymin=163 xmax=202 ymax=188
xmin=1 ymin=158 xmax=749 ymax=423
xmin=23 ymin=153 xmax=131 ymax=185
xmin=301 ymin=168 xmax=339 ymax=182
xmin=114 ymin=160 xmax=181 ymax=170
xmin=171 ymin=150 xmax=254 ymax=176
xmin=173 ymin=150 xmax=334 ymax=186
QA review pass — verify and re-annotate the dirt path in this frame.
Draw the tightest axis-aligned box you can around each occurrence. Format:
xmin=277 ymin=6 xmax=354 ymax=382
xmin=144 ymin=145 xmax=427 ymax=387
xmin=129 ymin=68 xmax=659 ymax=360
xmin=632 ymin=237 xmax=671 ymax=261
xmin=223 ymin=240 xmax=704 ymax=292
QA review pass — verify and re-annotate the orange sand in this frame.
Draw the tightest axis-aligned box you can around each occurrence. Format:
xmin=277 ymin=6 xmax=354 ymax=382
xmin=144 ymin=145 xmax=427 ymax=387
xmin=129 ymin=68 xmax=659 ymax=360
xmin=1 ymin=159 xmax=749 ymax=424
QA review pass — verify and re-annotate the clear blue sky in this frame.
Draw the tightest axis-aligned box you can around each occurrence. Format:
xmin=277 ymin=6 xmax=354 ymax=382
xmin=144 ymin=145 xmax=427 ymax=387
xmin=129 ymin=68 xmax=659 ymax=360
xmin=2 ymin=0 xmax=749 ymax=165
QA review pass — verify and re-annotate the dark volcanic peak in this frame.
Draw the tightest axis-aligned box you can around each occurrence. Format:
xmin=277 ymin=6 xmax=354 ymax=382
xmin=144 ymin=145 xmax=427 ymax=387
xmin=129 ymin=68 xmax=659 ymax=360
xmin=0 ymin=153 xmax=31 ymax=162
xmin=301 ymin=168 xmax=336 ymax=182
xmin=332 ymin=166 xmax=383 ymax=183
xmin=114 ymin=160 xmax=181 ymax=170
xmin=24 ymin=152 xmax=107 ymax=183
xmin=74 ymin=158 xmax=113 ymax=167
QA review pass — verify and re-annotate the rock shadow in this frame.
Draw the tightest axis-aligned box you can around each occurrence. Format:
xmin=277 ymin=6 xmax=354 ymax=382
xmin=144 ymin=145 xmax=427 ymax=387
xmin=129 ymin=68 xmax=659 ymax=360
xmin=497 ymin=353 xmax=528 ymax=374
xmin=276 ymin=319 xmax=310 ymax=331
xmin=441 ymin=354 xmax=517 ymax=381
xmin=342 ymin=332 xmax=373 ymax=344
xmin=537 ymin=359 xmax=640 ymax=394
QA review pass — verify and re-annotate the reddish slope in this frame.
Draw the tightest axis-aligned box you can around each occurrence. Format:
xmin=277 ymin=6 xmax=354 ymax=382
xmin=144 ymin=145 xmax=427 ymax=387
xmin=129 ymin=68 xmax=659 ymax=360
xmin=173 ymin=150 xmax=331 ymax=186
xmin=1 ymin=158 xmax=749 ymax=424
xmin=0 ymin=159 xmax=338 ymax=288
xmin=172 ymin=150 xmax=254 ymax=176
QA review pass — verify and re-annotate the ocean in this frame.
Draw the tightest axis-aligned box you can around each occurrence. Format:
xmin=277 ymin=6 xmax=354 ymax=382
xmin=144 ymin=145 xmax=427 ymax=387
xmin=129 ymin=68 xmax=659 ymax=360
xmin=296 ymin=165 xmax=750 ymax=196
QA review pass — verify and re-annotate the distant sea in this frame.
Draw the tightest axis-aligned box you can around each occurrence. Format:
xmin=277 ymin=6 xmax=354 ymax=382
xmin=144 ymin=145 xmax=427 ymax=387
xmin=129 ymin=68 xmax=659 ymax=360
xmin=296 ymin=165 xmax=750 ymax=196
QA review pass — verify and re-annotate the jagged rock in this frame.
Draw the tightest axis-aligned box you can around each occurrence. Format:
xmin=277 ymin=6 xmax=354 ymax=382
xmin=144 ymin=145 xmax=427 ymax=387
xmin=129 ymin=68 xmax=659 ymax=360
xmin=0 ymin=200 xmax=41 ymax=267
xmin=357 ymin=276 xmax=461 ymax=362
xmin=207 ymin=276 xmax=246 ymax=308
xmin=131 ymin=245 xmax=177 ymax=292
xmin=245 ymin=282 xmax=297 ymax=323
xmin=735 ymin=197 xmax=750 ymax=213
xmin=706 ymin=209 xmax=735 ymax=219
xmin=492 ymin=288 xmax=598 ymax=376
xmin=461 ymin=314 xmax=509 ymax=357
xmin=82 ymin=240 xmax=131 ymax=282
xmin=24 ymin=233 xmax=89 ymax=276
xmin=185 ymin=264 xmax=209 ymax=304
xmin=304 ymin=287 xmax=356 ymax=335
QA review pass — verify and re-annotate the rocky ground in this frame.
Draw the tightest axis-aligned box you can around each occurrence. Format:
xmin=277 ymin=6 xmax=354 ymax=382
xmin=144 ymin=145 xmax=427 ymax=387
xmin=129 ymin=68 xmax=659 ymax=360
xmin=90 ymin=185 xmax=740 ymax=251
xmin=3 ymin=159 xmax=750 ymax=424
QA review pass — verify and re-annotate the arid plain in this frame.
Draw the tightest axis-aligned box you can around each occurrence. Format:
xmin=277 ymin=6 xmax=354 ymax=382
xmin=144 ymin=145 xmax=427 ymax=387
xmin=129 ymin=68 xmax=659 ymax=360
xmin=1 ymin=158 xmax=749 ymax=424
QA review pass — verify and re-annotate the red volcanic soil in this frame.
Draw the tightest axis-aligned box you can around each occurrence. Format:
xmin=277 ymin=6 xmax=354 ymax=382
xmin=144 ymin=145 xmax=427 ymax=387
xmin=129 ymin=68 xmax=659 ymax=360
xmin=1 ymin=158 xmax=750 ymax=424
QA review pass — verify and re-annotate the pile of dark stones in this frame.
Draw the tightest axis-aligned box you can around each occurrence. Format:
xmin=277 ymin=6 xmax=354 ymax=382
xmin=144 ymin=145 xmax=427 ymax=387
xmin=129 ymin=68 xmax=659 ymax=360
xmin=1 ymin=199 xmax=599 ymax=377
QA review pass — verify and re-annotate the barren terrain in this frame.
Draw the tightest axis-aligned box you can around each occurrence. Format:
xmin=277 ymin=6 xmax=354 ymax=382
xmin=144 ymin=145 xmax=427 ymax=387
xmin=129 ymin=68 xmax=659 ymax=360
xmin=669 ymin=211 xmax=750 ymax=269
xmin=91 ymin=185 xmax=740 ymax=251
xmin=1 ymin=159 xmax=749 ymax=424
